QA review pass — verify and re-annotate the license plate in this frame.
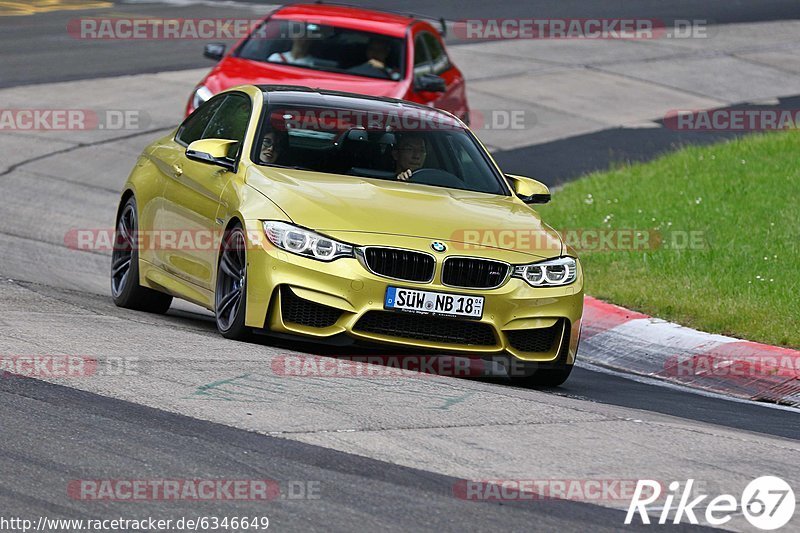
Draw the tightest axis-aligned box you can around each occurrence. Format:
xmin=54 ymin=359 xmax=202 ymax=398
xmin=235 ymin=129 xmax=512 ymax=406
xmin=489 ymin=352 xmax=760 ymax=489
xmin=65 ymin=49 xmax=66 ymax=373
xmin=384 ymin=287 xmax=484 ymax=319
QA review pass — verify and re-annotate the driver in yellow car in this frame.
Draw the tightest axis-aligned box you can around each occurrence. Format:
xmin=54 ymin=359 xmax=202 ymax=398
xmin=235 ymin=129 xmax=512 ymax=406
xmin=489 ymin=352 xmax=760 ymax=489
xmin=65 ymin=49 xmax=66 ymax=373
xmin=393 ymin=135 xmax=427 ymax=181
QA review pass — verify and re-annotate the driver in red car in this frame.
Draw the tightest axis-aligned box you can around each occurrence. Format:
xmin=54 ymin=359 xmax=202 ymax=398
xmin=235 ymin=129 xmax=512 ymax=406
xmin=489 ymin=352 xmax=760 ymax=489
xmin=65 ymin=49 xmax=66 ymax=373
xmin=349 ymin=37 xmax=399 ymax=80
xmin=393 ymin=135 xmax=427 ymax=181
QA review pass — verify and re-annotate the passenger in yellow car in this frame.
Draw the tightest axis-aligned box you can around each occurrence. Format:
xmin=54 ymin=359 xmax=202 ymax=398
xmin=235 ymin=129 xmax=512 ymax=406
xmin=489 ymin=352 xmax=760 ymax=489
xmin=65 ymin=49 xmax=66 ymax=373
xmin=393 ymin=135 xmax=427 ymax=181
xmin=259 ymin=131 xmax=286 ymax=164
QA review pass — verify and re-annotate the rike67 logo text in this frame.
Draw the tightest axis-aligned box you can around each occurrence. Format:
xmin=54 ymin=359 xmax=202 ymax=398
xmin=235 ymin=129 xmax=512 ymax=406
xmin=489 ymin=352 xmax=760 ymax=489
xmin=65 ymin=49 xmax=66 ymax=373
xmin=626 ymin=477 xmax=795 ymax=530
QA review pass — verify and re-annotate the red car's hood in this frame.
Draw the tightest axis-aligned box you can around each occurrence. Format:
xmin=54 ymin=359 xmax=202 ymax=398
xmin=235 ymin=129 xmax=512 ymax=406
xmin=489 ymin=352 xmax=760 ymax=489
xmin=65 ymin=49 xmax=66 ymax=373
xmin=204 ymin=57 xmax=403 ymax=98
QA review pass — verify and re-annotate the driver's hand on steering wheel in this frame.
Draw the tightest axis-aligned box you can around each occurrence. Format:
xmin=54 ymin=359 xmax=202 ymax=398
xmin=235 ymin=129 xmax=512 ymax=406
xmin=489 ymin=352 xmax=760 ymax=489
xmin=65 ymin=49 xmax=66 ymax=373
xmin=396 ymin=169 xmax=413 ymax=181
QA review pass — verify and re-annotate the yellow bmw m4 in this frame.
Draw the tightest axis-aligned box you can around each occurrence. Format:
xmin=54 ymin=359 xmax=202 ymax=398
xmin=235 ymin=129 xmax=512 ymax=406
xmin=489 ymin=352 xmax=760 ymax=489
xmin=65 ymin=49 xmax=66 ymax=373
xmin=112 ymin=85 xmax=583 ymax=386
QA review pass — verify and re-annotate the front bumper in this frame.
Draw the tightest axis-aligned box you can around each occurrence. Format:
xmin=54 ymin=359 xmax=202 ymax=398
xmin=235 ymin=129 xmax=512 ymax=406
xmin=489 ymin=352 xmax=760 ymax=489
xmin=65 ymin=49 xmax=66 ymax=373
xmin=243 ymin=223 xmax=583 ymax=364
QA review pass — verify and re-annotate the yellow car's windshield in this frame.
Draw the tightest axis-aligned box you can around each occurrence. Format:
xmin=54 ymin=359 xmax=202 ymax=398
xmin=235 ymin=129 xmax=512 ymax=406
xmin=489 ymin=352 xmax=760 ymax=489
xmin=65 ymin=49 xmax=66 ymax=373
xmin=254 ymin=103 xmax=509 ymax=196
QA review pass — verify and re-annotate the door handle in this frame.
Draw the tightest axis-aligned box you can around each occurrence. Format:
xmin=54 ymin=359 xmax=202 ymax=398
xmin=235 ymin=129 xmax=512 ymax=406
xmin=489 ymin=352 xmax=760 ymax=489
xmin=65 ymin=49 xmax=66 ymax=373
xmin=172 ymin=164 xmax=183 ymax=176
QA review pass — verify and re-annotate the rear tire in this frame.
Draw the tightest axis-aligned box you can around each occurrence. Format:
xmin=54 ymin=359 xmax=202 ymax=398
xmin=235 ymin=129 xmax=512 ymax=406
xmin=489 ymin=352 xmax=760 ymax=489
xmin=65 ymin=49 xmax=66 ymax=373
xmin=111 ymin=196 xmax=173 ymax=314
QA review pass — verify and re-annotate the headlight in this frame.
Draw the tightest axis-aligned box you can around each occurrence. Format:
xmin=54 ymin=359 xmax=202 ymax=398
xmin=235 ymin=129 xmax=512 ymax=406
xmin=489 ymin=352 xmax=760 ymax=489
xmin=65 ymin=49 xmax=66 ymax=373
xmin=262 ymin=221 xmax=353 ymax=261
xmin=513 ymin=257 xmax=578 ymax=287
xmin=192 ymin=85 xmax=213 ymax=110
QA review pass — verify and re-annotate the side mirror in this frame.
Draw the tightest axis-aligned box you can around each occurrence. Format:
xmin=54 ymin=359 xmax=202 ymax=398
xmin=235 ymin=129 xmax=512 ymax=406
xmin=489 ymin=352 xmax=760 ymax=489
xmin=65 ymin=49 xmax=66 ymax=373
xmin=414 ymin=73 xmax=446 ymax=93
xmin=186 ymin=139 xmax=238 ymax=171
xmin=506 ymin=174 xmax=551 ymax=204
xmin=203 ymin=43 xmax=226 ymax=61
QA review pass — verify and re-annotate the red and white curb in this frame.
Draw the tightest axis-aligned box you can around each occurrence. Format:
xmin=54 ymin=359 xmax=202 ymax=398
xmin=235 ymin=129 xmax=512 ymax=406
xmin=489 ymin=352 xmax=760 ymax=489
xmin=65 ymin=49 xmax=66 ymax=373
xmin=580 ymin=297 xmax=800 ymax=407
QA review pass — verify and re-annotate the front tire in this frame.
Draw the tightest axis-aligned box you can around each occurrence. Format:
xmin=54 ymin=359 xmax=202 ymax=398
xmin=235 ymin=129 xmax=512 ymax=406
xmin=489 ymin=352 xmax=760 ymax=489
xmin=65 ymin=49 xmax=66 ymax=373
xmin=215 ymin=224 xmax=250 ymax=340
xmin=111 ymin=196 xmax=173 ymax=314
xmin=510 ymin=364 xmax=573 ymax=387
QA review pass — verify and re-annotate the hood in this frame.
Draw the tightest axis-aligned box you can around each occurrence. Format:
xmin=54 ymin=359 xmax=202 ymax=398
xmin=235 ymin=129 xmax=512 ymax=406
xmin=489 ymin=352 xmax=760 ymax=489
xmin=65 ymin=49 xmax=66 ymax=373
xmin=246 ymin=167 xmax=564 ymax=260
xmin=205 ymin=57 xmax=402 ymax=98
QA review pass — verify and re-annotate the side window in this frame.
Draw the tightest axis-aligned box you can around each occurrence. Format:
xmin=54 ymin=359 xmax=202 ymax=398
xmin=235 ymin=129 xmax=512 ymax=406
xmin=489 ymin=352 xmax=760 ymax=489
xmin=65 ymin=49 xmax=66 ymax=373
xmin=421 ymin=32 xmax=450 ymax=75
xmin=175 ymin=97 xmax=223 ymax=146
xmin=201 ymin=93 xmax=252 ymax=158
xmin=202 ymin=94 xmax=251 ymax=143
xmin=446 ymin=135 xmax=485 ymax=189
xmin=413 ymin=34 xmax=431 ymax=77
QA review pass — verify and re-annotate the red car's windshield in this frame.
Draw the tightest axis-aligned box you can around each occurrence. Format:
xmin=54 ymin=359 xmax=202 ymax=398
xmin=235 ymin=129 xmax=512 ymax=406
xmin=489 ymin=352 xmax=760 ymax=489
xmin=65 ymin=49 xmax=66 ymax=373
xmin=236 ymin=19 xmax=406 ymax=81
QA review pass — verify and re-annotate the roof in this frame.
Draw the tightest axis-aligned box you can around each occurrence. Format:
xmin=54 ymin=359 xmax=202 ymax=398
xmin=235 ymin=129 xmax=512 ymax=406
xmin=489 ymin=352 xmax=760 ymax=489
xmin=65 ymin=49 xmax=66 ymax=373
xmin=271 ymin=3 xmax=418 ymax=38
xmin=256 ymin=85 xmax=463 ymax=128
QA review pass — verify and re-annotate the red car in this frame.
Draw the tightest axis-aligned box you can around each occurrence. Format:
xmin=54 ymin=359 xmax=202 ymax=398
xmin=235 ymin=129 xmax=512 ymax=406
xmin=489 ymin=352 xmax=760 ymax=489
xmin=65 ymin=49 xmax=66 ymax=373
xmin=186 ymin=3 xmax=470 ymax=122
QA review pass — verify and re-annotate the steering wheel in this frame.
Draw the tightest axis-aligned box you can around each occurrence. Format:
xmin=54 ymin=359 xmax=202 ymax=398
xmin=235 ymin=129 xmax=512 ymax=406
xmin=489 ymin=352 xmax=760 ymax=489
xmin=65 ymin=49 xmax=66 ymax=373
xmin=405 ymin=168 xmax=463 ymax=188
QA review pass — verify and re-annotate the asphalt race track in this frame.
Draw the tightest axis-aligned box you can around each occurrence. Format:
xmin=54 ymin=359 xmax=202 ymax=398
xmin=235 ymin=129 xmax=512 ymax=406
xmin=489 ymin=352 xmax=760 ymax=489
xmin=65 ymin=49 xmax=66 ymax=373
xmin=0 ymin=1 xmax=798 ymax=531
xmin=5 ymin=0 xmax=800 ymax=87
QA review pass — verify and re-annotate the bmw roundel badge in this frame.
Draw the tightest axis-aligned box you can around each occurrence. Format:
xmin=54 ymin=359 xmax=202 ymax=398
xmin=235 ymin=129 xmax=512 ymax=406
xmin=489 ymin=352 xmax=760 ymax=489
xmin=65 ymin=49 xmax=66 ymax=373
xmin=431 ymin=241 xmax=447 ymax=252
